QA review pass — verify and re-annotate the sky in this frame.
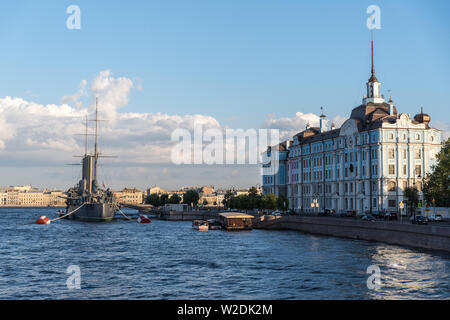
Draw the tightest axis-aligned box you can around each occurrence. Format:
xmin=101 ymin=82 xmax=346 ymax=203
xmin=0 ymin=0 xmax=449 ymax=191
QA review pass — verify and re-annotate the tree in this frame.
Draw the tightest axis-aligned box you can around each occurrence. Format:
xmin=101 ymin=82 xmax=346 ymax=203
xmin=160 ymin=193 xmax=169 ymax=206
xmin=277 ymin=194 xmax=289 ymax=211
xmin=404 ymin=186 xmax=419 ymax=217
xmin=261 ymin=193 xmax=277 ymax=210
xmin=168 ymin=193 xmax=181 ymax=204
xmin=247 ymin=186 xmax=262 ymax=209
xmin=223 ymin=190 xmax=234 ymax=208
xmin=423 ymin=138 xmax=450 ymax=207
xmin=145 ymin=193 xmax=161 ymax=206
xmin=182 ymin=189 xmax=200 ymax=207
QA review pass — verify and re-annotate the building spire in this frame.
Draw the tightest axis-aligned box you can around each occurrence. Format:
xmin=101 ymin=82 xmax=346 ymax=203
xmin=369 ymin=32 xmax=378 ymax=83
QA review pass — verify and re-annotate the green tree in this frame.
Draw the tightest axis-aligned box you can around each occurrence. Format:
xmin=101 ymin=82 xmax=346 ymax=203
xmin=160 ymin=193 xmax=169 ymax=206
xmin=277 ymin=194 xmax=289 ymax=211
xmin=168 ymin=193 xmax=181 ymax=204
xmin=145 ymin=193 xmax=160 ymax=206
xmin=423 ymin=138 xmax=450 ymax=207
xmin=182 ymin=189 xmax=200 ymax=207
xmin=261 ymin=193 xmax=277 ymax=210
xmin=404 ymin=186 xmax=419 ymax=217
xmin=223 ymin=190 xmax=234 ymax=208
xmin=248 ymin=186 xmax=262 ymax=209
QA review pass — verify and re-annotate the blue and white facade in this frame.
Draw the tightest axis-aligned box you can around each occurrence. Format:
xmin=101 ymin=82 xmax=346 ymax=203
xmin=262 ymin=47 xmax=442 ymax=214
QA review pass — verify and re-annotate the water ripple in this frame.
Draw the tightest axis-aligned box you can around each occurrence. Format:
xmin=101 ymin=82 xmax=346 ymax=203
xmin=0 ymin=207 xmax=449 ymax=300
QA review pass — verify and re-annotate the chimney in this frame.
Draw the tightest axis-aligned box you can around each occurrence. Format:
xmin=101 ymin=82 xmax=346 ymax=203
xmin=388 ymin=101 xmax=394 ymax=116
xmin=319 ymin=107 xmax=327 ymax=133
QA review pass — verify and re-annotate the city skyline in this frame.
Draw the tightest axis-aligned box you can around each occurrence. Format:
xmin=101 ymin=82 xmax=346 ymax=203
xmin=0 ymin=1 xmax=449 ymax=190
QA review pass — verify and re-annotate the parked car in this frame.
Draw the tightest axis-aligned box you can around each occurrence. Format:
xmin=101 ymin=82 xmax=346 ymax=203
xmin=384 ymin=212 xmax=398 ymax=221
xmin=345 ymin=210 xmax=356 ymax=218
xmin=271 ymin=210 xmax=282 ymax=216
xmin=429 ymin=214 xmax=444 ymax=222
xmin=287 ymin=209 xmax=296 ymax=216
xmin=372 ymin=211 xmax=385 ymax=219
xmin=361 ymin=215 xmax=376 ymax=222
xmin=410 ymin=216 xmax=428 ymax=225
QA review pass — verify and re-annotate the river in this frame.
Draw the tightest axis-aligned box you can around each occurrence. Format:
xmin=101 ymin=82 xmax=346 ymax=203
xmin=0 ymin=207 xmax=448 ymax=299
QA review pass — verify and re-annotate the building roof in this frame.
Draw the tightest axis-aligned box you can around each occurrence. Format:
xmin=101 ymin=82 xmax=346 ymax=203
xmin=219 ymin=212 xmax=254 ymax=219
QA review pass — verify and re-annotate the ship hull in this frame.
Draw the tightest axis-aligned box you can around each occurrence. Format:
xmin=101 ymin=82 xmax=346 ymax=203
xmin=68 ymin=203 xmax=116 ymax=222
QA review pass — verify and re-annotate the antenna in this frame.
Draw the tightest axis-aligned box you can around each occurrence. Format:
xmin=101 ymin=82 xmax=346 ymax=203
xmin=84 ymin=116 xmax=88 ymax=156
xmin=95 ymin=97 xmax=99 ymax=159
xmin=371 ymin=31 xmax=375 ymax=77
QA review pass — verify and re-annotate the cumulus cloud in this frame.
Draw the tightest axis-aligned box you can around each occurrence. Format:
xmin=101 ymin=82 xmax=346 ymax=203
xmin=261 ymin=111 xmax=346 ymax=141
xmin=90 ymin=70 xmax=134 ymax=121
xmin=0 ymin=70 xmax=223 ymax=169
xmin=0 ymin=70 xmax=348 ymax=189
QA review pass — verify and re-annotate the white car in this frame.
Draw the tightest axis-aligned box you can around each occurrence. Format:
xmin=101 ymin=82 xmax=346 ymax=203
xmin=430 ymin=214 xmax=444 ymax=222
xmin=272 ymin=210 xmax=282 ymax=216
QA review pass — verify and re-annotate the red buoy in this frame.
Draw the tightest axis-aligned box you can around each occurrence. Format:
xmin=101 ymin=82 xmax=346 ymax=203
xmin=35 ymin=216 xmax=51 ymax=225
xmin=137 ymin=215 xmax=151 ymax=224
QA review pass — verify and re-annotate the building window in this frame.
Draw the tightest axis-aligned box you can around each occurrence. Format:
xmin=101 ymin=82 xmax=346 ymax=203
xmin=388 ymin=200 xmax=397 ymax=208
xmin=389 ymin=165 xmax=395 ymax=175
xmin=430 ymin=135 xmax=434 ymax=142
xmin=415 ymin=133 xmax=420 ymax=141
xmin=388 ymin=133 xmax=394 ymax=140
xmin=415 ymin=149 xmax=421 ymax=159
xmin=389 ymin=149 xmax=395 ymax=159
xmin=403 ymin=165 xmax=407 ymax=175
xmin=403 ymin=150 xmax=407 ymax=159
xmin=416 ymin=181 xmax=422 ymax=192
xmin=388 ymin=181 xmax=396 ymax=192
xmin=415 ymin=165 xmax=422 ymax=177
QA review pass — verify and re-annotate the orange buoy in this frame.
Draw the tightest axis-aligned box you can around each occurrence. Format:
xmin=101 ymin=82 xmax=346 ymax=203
xmin=137 ymin=215 xmax=151 ymax=224
xmin=35 ymin=216 xmax=51 ymax=225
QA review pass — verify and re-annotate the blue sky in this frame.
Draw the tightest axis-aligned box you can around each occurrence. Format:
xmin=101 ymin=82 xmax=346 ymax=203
xmin=0 ymin=0 xmax=449 ymax=189
xmin=1 ymin=0 xmax=449 ymax=127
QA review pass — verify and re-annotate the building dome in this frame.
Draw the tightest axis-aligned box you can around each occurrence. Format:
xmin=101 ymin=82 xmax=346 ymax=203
xmin=414 ymin=108 xmax=431 ymax=125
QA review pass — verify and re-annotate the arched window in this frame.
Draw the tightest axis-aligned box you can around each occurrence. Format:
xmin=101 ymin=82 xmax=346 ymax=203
xmin=388 ymin=181 xmax=396 ymax=192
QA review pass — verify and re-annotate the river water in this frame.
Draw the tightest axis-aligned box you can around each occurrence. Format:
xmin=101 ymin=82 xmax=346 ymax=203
xmin=0 ymin=207 xmax=449 ymax=300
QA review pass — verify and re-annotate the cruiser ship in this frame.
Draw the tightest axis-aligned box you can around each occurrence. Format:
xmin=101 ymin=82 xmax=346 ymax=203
xmin=63 ymin=99 xmax=117 ymax=222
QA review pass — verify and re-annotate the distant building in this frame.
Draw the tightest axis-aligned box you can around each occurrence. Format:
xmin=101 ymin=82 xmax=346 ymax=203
xmin=146 ymin=186 xmax=166 ymax=197
xmin=114 ymin=188 xmax=143 ymax=205
xmin=0 ymin=186 xmax=65 ymax=207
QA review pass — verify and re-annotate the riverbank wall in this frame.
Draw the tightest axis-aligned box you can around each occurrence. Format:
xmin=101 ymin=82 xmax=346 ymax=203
xmin=253 ymin=215 xmax=450 ymax=252
xmin=159 ymin=210 xmax=219 ymax=221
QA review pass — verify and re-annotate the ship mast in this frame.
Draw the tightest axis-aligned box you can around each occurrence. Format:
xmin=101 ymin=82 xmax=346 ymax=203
xmin=94 ymin=97 xmax=99 ymax=185
xmin=84 ymin=116 xmax=88 ymax=156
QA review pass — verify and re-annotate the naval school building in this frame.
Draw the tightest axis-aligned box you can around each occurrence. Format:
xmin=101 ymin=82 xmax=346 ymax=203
xmin=262 ymin=44 xmax=442 ymax=215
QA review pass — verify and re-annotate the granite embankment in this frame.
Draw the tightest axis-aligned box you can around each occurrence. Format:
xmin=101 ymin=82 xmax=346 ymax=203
xmin=253 ymin=215 xmax=450 ymax=252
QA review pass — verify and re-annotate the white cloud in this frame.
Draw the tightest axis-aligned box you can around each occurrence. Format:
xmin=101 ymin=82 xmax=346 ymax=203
xmin=0 ymin=70 xmax=350 ymax=189
xmin=0 ymin=70 xmax=224 ymax=180
xmin=261 ymin=111 xmax=346 ymax=141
